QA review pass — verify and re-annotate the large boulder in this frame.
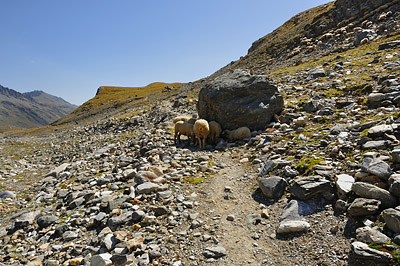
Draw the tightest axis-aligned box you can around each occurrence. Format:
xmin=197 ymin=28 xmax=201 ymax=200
xmin=197 ymin=69 xmax=284 ymax=131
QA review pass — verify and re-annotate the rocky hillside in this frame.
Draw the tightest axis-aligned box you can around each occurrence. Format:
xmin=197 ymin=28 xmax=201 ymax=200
xmin=0 ymin=85 xmax=77 ymax=129
xmin=0 ymin=0 xmax=400 ymax=266
xmin=213 ymin=0 xmax=400 ymax=76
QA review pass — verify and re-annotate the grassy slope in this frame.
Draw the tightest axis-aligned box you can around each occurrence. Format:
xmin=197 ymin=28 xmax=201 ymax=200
xmin=51 ymin=82 xmax=185 ymax=126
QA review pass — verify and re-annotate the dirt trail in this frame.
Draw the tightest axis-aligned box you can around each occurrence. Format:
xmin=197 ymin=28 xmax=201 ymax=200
xmin=178 ymin=148 xmax=353 ymax=266
xmin=181 ymin=150 xmax=280 ymax=265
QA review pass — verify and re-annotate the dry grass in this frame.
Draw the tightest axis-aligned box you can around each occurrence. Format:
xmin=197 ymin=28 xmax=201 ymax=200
xmin=52 ymin=82 xmax=185 ymax=126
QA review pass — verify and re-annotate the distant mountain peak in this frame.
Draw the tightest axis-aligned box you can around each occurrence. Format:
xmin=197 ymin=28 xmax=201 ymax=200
xmin=0 ymin=84 xmax=77 ymax=128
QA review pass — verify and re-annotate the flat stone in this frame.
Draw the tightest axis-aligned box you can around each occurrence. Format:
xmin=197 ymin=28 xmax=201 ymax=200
xmin=367 ymin=93 xmax=386 ymax=103
xmin=135 ymin=171 xmax=159 ymax=184
xmin=289 ymin=175 xmax=331 ymax=200
xmin=367 ymin=124 xmax=393 ymax=138
xmin=258 ymin=160 xmax=276 ymax=176
xmin=136 ymin=182 xmax=160 ymax=194
xmin=62 ymin=231 xmax=78 ymax=241
xmin=362 ymin=140 xmax=390 ymax=150
xmin=277 ymin=220 xmax=310 ymax=234
xmin=307 ymin=66 xmax=326 ymax=79
xmin=107 ymin=211 xmax=133 ymax=227
xmin=69 ymin=258 xmax=84 ymax=266
xmin=203 ymin=246 xmax=227 ymax=258
xmin=351 ymin=182 xmax=397 ymax=208
xmin=351 ymin=241 xmax=392 ymax=262
xmin=126 ymin=236 xmax=144 ymax=252
xmin=0 ymin=191 xmax=16 ymax=199
xmin=46 ymin=163 xmax=70 ymax=178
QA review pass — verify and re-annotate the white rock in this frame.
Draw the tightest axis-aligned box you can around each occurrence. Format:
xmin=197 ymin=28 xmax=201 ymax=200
xmin=277 ymin=220 xmax=310 ymax=234
xmin=336 ymin=174 xmax=355 ymax=199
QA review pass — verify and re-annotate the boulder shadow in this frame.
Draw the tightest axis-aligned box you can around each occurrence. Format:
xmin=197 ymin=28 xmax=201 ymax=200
xmin=251 ymin=188 xmax=279 ymax=207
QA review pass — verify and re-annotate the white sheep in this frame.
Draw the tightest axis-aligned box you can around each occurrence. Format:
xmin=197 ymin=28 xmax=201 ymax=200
xmin=222 ymin=127 xmax=251 ymax=141
xmin=173 ymin=115 xmax=196 ymax=124
xmin=208 ymin=121 xmax=222 ymax=145
xmin=174 ymin=121 xmax=194 ymax=144
xmin=193 ymin=119 xmax=209 ymax=149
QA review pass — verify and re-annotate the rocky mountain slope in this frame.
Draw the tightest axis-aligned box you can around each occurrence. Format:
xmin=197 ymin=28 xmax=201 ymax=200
xmin=0 ymin=85 xmax=77 ymax=129
xmin=0 ymin=0 xmax=400 ymax=266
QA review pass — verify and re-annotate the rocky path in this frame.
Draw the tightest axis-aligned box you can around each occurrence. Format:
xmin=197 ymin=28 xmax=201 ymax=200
xmin=185 ymin=151 xmax=271 ymax=265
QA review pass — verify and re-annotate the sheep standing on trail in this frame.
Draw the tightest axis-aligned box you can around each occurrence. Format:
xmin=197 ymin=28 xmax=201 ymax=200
xmin=222 ymin=126 xmax=251 ymax=141
xmin=193 ymin=119 xmax=209 ymax=149
xmin=208 ymin=121 xmax=222 ymax=145
xmin=174 ymin=121 xmax=194 ymax=144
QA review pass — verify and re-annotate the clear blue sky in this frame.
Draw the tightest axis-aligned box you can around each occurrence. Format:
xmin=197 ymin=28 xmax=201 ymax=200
xmin=0 ymin=0 xmax=332 ymax=105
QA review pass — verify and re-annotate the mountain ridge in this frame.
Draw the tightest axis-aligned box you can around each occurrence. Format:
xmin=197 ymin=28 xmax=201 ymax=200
xmin=0 ymin=84 xmax=77 ymax=129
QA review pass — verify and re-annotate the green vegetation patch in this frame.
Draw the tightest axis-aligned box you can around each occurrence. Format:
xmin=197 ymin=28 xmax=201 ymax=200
xmin=186 ymin=176 xmax=206 ymax=185
xmin=369 ymin=242 xmax=400 ymax=265
xmin=295 ymin=155 xmax=322 ymax=175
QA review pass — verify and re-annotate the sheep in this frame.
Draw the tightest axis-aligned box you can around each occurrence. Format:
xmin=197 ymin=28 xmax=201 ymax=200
xmin=193 ymin=119 xmax=209 ymax=149
xmin=360 ymin=38 xmax=369 ymax=45
xmin=173 ymin=115 xmax=196 ymax=124
xmin=208 ymin=121 xmax=222 ymax=145
xmin=174 ymin=121 xmax=194 ymax=144
xmin=222 ymin=127 xmax=251 ymax=141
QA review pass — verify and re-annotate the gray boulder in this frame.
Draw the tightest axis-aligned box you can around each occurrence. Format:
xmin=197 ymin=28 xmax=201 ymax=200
xmin=257 ymin=176 xmax=287 ymax=199
xmin=197 ymin=69 xmax=284 ymax=131
xmin=382 ymin=208 xmax=400 ymax=233
xmin=347 ymin=198 xmax=380 ymax=217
